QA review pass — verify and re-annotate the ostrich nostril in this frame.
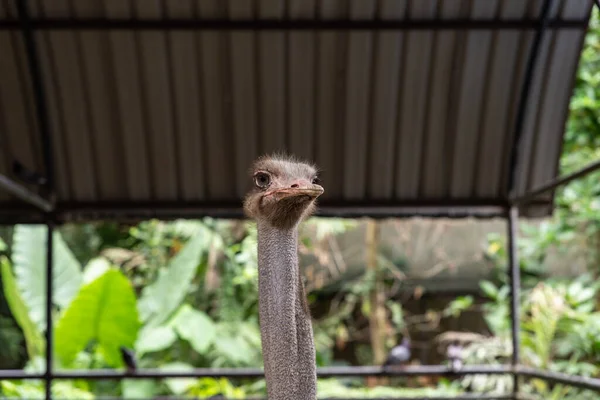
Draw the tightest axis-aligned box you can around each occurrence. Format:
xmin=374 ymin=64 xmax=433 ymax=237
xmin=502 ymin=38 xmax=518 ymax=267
xmin=291 ymin=183 xmax=299 ymax=188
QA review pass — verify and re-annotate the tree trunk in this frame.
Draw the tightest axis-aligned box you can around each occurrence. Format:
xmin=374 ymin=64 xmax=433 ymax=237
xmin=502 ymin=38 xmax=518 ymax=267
xmin=366 ymin=219 xmax=387 ymax=387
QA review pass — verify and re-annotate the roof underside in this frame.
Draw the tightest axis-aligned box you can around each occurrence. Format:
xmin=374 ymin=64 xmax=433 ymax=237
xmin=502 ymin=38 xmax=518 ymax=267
xmin=0 ymin=0 xmax=593 ymax=222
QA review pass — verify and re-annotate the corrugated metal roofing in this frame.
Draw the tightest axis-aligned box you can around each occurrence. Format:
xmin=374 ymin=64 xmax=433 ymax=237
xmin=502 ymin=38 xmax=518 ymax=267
xmin=0 ymin=0 xmax=593 ymax=222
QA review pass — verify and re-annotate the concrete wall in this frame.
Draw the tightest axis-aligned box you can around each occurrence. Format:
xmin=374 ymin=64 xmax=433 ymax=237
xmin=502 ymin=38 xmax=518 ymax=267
xmin=301 ymin=217 xmax=588 ymax=294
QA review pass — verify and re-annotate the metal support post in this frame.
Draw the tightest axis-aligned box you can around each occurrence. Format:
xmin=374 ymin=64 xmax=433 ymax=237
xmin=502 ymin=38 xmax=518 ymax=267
xmin=45 ymin=222 xmax=54 ymax=400
xmin=508 ymin=206 xmax=521 ymax=399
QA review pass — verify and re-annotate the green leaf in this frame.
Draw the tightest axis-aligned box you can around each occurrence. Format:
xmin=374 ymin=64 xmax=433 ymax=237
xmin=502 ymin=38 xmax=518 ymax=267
xmin=53 ymin=382 xmax=95 ymax=400
xmin=480 ymin=281 xmax=498 ymax=299
xmin=135 ymin=325 xmax=177 ymax=355
xmin=212 ymin=327 xmax=254 ymax=365
xmin=54 ymin=269 xmax=140 ymax=367
xmin=12 ymin=225 xmax=83 ymax=331
xmin=82 ymin=257 xmax=111 ymax=284
xmin=137 ymin=230 xmax=207 ymax=327
xmin=170 ymin=304 xmax=216 ymax=354
xmin=160 ymin=362 xmax=197 ymax=395
xmin=0 ymin=237 xmax=6 ymax=252
xmin=0 ymin=256 xmax=44 ymax=359
xmin=122 ymin=379 xmax=158 ymax=399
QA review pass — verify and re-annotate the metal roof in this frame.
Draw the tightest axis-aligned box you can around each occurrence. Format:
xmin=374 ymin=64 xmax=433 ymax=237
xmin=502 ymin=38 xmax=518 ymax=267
xmin=0 ymin=0 xmax=593 ymax=222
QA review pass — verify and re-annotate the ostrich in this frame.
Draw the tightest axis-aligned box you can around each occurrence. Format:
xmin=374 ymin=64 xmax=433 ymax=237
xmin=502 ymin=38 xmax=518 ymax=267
xmin=243 ymin=154 xmax=324 ymax=400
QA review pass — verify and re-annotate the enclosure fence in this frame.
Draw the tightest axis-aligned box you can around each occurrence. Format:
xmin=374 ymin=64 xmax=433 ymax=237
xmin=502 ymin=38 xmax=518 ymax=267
xmin=1 ymin=0 xmax=600 ymax=399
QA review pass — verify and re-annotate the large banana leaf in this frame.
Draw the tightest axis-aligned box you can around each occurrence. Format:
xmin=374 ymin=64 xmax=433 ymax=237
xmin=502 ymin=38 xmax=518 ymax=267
xmin=0 ymin=256 xmax=44 ymax=360
xmin=54 ymin=269 xmax=140 ymax=367
xmin=11 ymin=225 xmax=83 ymax=331
xmin=137 ymin=229 xmax=210 ymax=327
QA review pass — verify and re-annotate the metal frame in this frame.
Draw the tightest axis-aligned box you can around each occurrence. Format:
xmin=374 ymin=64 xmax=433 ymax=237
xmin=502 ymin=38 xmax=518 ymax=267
xmin=0 ymin=174 xmax=52 ymax=212
xmin=53 ymin=200 xmax=509 ymax=222
xmin=2 ymin=0 xmax=600 ymax=399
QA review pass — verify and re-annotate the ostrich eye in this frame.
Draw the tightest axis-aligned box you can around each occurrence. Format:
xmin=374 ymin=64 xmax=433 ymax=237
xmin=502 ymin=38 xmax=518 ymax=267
xmin=312 ymin=177 xmax=320 ymax=185
xmin=254 ymin=172 xmax=271 ymax=188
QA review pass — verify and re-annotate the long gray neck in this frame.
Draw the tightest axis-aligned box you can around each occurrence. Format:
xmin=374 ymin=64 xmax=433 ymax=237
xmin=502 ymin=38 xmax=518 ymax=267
xmin=257 ymin=222 xmax=317 ymax=400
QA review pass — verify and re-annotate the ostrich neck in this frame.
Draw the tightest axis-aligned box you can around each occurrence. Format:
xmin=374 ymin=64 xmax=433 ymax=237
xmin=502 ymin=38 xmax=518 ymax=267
xmin=257 ymin=222 xmax=317 ymax=400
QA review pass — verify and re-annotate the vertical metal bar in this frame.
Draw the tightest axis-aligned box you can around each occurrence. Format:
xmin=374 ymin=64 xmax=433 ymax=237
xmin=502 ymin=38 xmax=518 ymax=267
xmin=506 ymin=0 xmax=553 ymax=196
xmin=14 ymin=2 xmax=57 ymax=396
xmin=508 ymin=206 xmax=521 ymax=399
xmin=504 ymin=0 xmax=552 ymax=392
xmin=15 ymin=0 xmax=55 ymax=195
xmin=45 ymin=222 xmax=54 ymax=400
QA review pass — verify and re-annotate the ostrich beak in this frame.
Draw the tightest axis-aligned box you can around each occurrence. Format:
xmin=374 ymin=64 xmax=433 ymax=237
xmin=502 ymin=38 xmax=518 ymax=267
xmin=266 ymin=185 xmax=324 ymax=201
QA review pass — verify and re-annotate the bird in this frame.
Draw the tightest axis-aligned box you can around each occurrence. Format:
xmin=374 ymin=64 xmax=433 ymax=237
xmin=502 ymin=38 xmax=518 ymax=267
xmin=12 ymin=160 xmax=47 ymax=186
xmin=119 ymin=346 xmax=137 ymax=373
xmin=446 ymin=343 xmax=464 ymax=372
xmin=243 ymin=154 xmax=324 ymax=400
xmin=383 ymin=337 xmax=411 ymax=367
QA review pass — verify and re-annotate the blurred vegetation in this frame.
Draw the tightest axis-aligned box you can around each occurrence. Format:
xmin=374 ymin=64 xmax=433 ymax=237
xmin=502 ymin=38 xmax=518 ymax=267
xmin=0 ymin=7 xmax=599 ymax=400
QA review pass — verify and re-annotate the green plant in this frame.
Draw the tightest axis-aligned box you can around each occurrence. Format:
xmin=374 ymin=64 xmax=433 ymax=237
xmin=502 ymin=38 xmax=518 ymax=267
xmin=1 ymin=256 xmax=44 ymax=360
xmin=137 ymin=227 xmax=209 ymax=328
xmin=443 ymin=295 xmax=474 ymax=319
xmin=468 ymin=277 xmax=600 ymax=398
xmin=0 ymin=315 xmax=24 ymax=369
xmin=11 ymin=225 xmax=83 ymax=332
xmin=55 ymin=269 xmax=141 ymax=368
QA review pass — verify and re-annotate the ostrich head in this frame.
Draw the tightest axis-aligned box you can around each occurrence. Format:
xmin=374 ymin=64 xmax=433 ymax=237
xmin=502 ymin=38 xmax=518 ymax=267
xmin=243 ymin=154 xmax=323 ymax=399
xmin=243 ymin=154 xmax=324 ymax=229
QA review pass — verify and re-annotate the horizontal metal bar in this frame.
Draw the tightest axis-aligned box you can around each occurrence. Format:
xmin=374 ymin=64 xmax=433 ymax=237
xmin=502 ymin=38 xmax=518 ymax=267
xmin=52 ymin=200 xmax=510 ymax=222
xmin=0 ymin=18 xmax=588 ymax=31
xmin=1 ymin=197 xmax=560 ymax=224
xmin=0 ymin=173 xmax=53 ymax=212
xmin=511 ymin=159 xmax=600 ymax=206
xmin=518 ymin=366 xmax=600 ymax=393
xmin=320 ymin=205 xmax=507 ymax=219
xmin=0 ymin=364 xmax=513 ymax=380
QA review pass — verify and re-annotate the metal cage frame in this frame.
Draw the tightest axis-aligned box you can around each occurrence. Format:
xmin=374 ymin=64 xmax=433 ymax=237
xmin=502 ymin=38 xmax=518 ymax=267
xmin=1 ymin=0 xmax=600 ymax=399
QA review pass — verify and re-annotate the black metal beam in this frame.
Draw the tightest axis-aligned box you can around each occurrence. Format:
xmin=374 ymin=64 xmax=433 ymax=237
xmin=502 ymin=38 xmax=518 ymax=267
xmin=507 ymin=206 xmax=522 ymax=399
xmin=0 ymin=18 xmax=588 ymax=31
xmin=14 ymin=3 xmax=57 ymax=400
xmin=0 ymin=197 xmax=557 ymax=224
xmin=506 ymin=0 xmax=554 ymax=197
xmin=0 ymin=213 xmax=46 ymax=225
xmin=51 ymin=199 xmax=510 ymax=221
xmin=44 ymin=222 xmax=54 ymax=400
xmin=0 ymin=364 xmax=513 ymax=380
xmin=518 ymin=367 xmax=600 ymax=393
xmin=5 ymin=367 xmax=600 ymax=394
xmin=2 ymin=198 xmax=559 ymax=224
xmin=510 ymin=159 xmax=600 ymax=206
xmin=0 ymin=173 xmax=53 ymax=211
xmin=312 ymin=204 xmax=507 ymax=219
